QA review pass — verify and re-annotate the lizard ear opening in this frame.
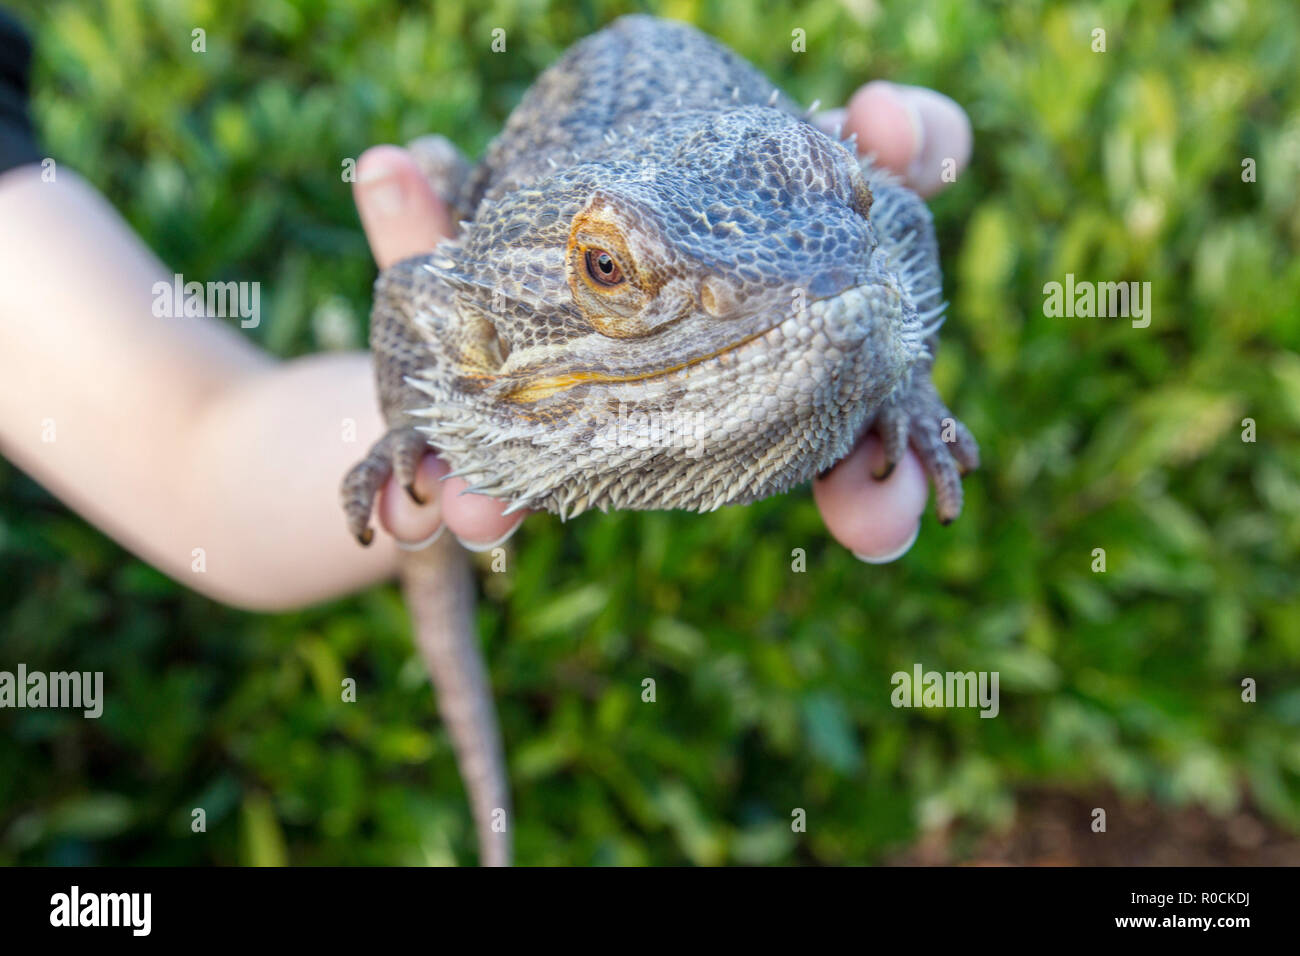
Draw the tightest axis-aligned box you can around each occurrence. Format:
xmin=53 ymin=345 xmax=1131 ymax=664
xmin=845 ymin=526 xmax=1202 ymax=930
xmin=453 ymin=310 xmax=511 ymax=376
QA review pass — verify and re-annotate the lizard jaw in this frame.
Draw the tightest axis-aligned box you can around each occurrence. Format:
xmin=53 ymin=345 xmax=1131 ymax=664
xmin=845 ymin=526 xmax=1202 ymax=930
xmin=501 ymin=326 xmax=774 ymax=403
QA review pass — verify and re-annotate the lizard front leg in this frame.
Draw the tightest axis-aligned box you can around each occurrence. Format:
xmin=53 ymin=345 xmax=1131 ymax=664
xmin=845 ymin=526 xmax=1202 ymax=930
xmin=341 ymin=253 xmax=444 ymax=544
xmin=340 ymin=426 xmax=430 ymax=544
xmin=862 ymin=164 xmax=980 ymax=523
xmin=868 ymin=357 xmax=980 ymax=524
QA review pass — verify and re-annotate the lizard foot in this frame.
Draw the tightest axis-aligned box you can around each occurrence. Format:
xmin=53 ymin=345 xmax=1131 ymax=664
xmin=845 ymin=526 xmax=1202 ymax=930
xmin=869 ymin=376 xmax=979 ymax=525
xmin=341 ymin=426 xmax=432 ymax=545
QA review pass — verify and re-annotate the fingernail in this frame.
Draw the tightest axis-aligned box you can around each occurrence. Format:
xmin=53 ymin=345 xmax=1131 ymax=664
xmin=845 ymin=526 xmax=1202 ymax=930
xmin=396 ymin=524 xmax=445 ymax=552
xmin=853 ymin=523 xmax=920 ymax=565
xmin=897 ymin=86 xmax=970 ymax=190
xmin=888 ymin=85 xmax=927 ymax=182
xmin=359 ymin=162 xmax=405 ymax=217
xmin=454 ymin=521 xmax=523 ymax=553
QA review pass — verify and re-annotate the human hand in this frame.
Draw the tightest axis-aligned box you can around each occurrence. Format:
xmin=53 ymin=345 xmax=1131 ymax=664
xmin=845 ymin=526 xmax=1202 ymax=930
xmin=352 ymin=80 xmax=972 ymax=559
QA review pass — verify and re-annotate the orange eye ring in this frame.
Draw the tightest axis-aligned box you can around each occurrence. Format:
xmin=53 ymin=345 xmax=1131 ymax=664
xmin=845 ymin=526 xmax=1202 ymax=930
xmin=584 ymin=248 xmax=625 ymax=286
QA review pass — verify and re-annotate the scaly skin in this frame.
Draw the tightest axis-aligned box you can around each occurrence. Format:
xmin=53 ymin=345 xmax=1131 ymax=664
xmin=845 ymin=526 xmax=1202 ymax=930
xmin=342 ymin=15 xmax=978 ymax=866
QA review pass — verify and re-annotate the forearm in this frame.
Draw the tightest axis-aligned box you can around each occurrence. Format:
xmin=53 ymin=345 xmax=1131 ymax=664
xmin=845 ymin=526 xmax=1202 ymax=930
xmin=175 ymin=352 xmax=402 ymax=608
xmin=0 ymin=166 xmax=398 ymax=609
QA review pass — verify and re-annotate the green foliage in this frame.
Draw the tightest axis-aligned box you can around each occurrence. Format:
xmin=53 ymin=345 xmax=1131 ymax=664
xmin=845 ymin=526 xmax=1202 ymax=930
xmin=2 ymin=0 xmax=1298 ymax=864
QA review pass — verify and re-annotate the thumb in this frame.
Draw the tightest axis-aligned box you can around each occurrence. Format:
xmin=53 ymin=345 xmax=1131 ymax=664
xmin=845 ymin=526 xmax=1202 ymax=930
xmin=844 ymin=81 xmax=972 ymax=198
xmin=354 ymin=145 xmax=454 ymax=269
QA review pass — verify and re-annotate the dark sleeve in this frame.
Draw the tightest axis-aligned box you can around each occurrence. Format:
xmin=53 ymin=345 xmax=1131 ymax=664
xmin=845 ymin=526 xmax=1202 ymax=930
xmin=0 ymin=9 xmax=40 ymax=174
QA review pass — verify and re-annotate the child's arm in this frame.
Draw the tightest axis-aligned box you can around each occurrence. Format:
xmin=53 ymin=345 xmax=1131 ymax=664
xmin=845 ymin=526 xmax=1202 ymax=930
xmin=0 ymin=166 xmax=405 ymax=609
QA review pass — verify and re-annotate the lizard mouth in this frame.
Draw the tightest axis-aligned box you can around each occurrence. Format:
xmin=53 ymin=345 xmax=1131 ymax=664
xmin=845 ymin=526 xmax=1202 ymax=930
xmin=502 ymin=280 xmax=904 ymax=405
xmin=503 ymin=327 xmax=774 ymax=403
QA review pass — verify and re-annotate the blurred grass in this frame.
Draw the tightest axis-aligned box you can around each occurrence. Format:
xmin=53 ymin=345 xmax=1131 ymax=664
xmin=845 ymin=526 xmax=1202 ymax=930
xmin=1 ymin=0 xmax=1298 ymax=865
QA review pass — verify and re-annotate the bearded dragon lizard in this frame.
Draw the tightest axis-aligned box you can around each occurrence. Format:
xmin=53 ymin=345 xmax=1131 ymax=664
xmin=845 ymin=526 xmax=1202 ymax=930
xmin=341 ymin=15 xmax=979 ymax=866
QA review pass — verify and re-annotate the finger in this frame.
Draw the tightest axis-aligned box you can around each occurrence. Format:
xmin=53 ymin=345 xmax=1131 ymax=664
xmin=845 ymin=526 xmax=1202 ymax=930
xmin=845 ymin=81 xmax=972 ymax=197
xmin=441 ymin=476 xmax=530 ymax=552
xmin=354 ymin=145 xmax=454 ymax=269
xmin=812 ymin=435 xmax=929 ymax=563
xmin=377 ymin=453 xmax=448 ymax=548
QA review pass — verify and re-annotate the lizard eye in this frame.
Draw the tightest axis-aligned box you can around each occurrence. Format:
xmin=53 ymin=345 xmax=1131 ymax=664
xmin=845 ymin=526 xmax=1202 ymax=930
xmin=584 ymin=248 xmax=624 ymax=286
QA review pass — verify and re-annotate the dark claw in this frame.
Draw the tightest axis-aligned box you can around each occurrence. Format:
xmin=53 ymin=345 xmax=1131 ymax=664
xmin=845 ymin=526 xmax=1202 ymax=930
xmin=342 ymin=426 xmax=430 ymax=550
xmin=872 ymin=462 xmax=896 ymax=481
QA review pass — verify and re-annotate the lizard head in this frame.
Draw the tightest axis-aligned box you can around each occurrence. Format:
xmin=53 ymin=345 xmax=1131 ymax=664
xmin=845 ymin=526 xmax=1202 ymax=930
xmin=406 ymin=107 xmax=935 ymax=516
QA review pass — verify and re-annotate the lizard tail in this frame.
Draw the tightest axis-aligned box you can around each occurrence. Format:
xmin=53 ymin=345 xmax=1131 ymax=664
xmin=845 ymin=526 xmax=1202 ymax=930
xmin=399 ymin=533 xmax=512 ymax=866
